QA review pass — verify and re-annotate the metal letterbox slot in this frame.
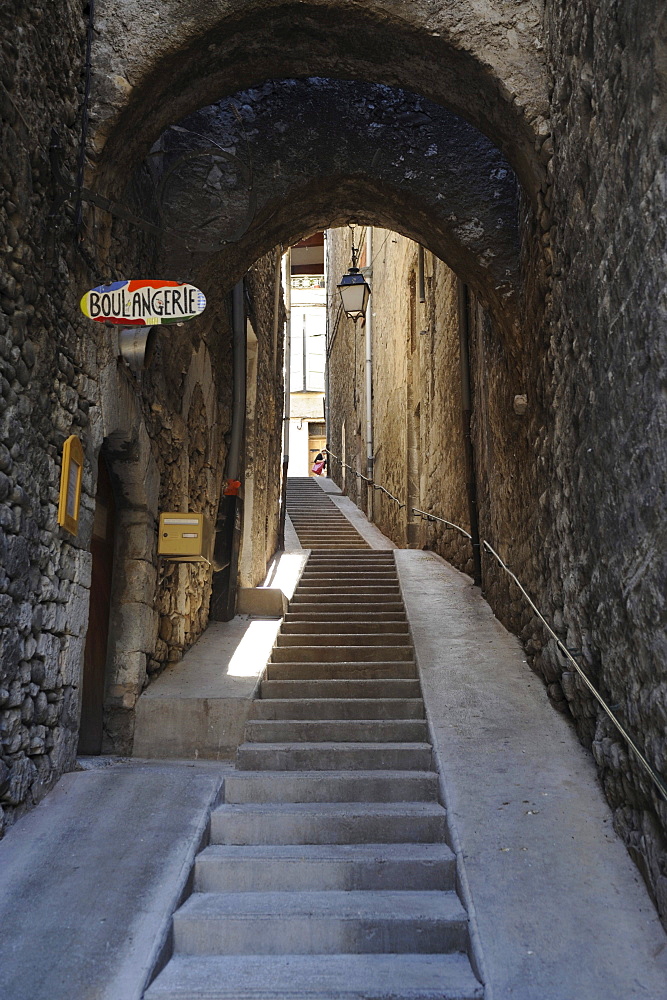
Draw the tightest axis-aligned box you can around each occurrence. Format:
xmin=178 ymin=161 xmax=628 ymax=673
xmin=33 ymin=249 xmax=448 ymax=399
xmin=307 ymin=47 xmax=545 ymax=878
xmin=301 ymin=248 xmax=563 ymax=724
xmin=158 ymin=512 xmax=214 ymax=563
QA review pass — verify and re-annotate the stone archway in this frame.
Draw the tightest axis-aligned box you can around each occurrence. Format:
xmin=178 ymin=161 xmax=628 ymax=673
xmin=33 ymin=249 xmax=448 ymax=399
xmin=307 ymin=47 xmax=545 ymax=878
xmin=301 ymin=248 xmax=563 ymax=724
xmin=91 ymin=0 xmax=549 ymax=202
xmin=86 ymin=78 xmax=529 ymax=341
xmin=152 ymin=80 xmax=522 ymax=329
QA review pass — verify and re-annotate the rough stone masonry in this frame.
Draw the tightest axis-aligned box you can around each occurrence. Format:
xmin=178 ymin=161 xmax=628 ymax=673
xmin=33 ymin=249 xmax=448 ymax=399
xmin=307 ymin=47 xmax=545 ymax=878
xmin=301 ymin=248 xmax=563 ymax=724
xmin=0 ymin=0 xmax=283 ymax=830
xmin=0 ymin=0 xmax=665 ymax=932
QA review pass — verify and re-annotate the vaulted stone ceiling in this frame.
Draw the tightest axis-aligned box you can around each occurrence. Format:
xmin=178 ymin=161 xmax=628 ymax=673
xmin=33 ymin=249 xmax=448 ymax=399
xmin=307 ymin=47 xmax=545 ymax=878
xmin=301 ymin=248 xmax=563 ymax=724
xmin=130 ymin=79 xmax=520 ymax=327
xmin=92 ymin=0 xmax=548 ymax=200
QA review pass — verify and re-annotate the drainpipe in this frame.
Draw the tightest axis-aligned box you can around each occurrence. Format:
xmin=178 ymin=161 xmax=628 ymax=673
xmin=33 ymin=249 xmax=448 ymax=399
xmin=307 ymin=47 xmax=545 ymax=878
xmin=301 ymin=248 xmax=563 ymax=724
xmin=418 ymin=244 xmax=426 ymax=303
xmin=457 ymin=279 xmax=482 ymax=586
xmin=227 ymin=279 xmax=247 ymax=482
xmin=364 ymin=227 xmax=374 ymax=518
xmin=210 ymin=279 xmax=246 ymax=620
xmin=277 ymin=248 xmax=291 ymax=549
xmin=272 ymin=244 xmax=283 ymax=361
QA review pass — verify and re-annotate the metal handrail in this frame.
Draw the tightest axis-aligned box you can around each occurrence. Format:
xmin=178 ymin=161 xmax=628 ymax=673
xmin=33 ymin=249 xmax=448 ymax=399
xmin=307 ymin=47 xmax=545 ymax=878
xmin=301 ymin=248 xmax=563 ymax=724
xmin=481 ymin=540 xmax=667 ymax=802
xmin=412 ymin=506 xmax=472 ymax=540
xmin=322 ymin=451 xmax=667 ymax=802
xmin=373 ymin=484 xmax=406 ymax=508
xmin=327 ymin=450 xmax=405 ymax=507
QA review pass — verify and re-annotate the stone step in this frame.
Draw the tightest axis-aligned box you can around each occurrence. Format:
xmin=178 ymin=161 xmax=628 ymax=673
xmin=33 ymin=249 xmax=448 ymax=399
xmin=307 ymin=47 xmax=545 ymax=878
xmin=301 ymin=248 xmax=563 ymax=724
xmin=288 ymin=601 xmax=405 ymax=621
xmin=297 ymin=582 xmax=398 ymax=589
xmin=276 ymin=632 xmax=409 ymax=647
xmin=297 ymin=574 xmax=399 ymax=582
xmin=223 ymin=770 xmax=439 ymax=803
xmin=294 ymin=538 xmax=368 ymax=543
xmin=304 ymin=560 xmax=395 ymax=567
xmin=271 ymin=645 xmax=414 ymax=663
xmin=291 ymin=596 xmax=405 ymax=608
xmin=300 ymin=568 xmax=396 ymax=574
xmin=297 ymin=544 xmax=368 ymax=549
xmin=290 ymin=522 xmax=362 ymax=528
xmin=305 ymin=547 xmax=394 ymax=553
xmin=292 ymin=525 xmax=364 ymax=529
xmin=284 ymin=611 xmax=407 ymax=622
xmin=300 ymin=569 xmax=397 ymax=576
xmin=291 ymin=522 xmax=362 ymax=527
xmin=249 ymin=698 xmax=424 ymax=720
xmin=297 ymin=543 xmax=370 ymax=549
xmin=291 ymin=515 xmax=358 ymax=519
xmin=211 ymin=800 xmax=447 ymax=845
xmin=236 ymin=741 xmax=433 ymax=771
xmin=173 ymin=889 xmax=468 ymax=955
xmin=259 ymin=678 xmax=422 ymax=699
xmin=303 ymin=549 xmax=388 ymax=555
xmin=145 ymin=953 xmax=483 ymax=1000
xmin=244 ymin=719 xmax=429 ymax=743
xmin=294 ymin=532 xmax=367 ymax=537
xmin=243 ymin=717 xmax=428 ymax=743
xmin=281 ymin=621 xmax=409 ymax=634
xmin=265 ymin=661 xmax=417 ymax=681
xmin=194 ymin=842 xmax=455 ymax=891
xmin=294 ymin=586 xmax=401 ymax=595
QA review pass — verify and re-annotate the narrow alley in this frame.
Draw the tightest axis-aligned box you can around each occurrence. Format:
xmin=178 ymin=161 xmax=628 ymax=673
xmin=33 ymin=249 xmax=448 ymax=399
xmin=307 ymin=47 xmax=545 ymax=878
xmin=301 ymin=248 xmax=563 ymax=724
xmin=1 ymin=3 xmax=667 ymax=999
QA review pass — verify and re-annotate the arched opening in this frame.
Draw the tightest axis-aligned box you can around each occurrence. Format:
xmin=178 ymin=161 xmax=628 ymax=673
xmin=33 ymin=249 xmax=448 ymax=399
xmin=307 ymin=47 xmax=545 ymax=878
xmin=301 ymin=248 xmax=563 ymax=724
xmin=0 ymin=0 xmax=665 ymax=967
xmin=91 ymin=1 xmax=548 ymax=204
xmin=84 ymin=64 xmax=541 ymax=684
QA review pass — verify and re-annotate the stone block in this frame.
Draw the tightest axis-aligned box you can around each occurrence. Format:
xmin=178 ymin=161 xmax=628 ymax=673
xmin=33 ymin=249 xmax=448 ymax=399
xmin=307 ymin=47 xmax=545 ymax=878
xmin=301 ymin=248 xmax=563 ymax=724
xmin=0 ymin=708 xmax=21 ymax=745
xmin=62 ymin=582 xmax=91 ymax=638
xmin=106 ymin=680 xmax=141 ymax=710
xmin=114 ymin=558 xmax=157 ymax=605
xmin=110 ymin=601 xmax=158 ymax=655
xmin=1 ymin=754 xmax=36 ymax=805
xmin=117 ymin=510 xmax=156 ymax=562
xmin=59 ymin=635 xmax=85 ymax=687
xmin=35 ymin=632 xmax=60 ymax=690
xmin=0 ymin=630 xmax=22 ymax=678
xmin=109 ymin=645 xmax=147 ymax=687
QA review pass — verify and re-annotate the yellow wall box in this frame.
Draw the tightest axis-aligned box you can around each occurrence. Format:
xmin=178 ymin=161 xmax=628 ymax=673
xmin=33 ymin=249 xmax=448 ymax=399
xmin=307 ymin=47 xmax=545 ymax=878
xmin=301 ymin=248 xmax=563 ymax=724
xmin=58 ymin=435 xmax=84 ymax=536
xmin=158 ymin=512 xmax=214 ymax=563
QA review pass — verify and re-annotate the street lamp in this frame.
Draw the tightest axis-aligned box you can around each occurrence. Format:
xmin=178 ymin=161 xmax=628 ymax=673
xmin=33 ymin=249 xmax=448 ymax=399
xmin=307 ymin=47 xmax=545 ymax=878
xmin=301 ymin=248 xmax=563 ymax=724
xmin=337 ymin=242 xmax=371 ymax=322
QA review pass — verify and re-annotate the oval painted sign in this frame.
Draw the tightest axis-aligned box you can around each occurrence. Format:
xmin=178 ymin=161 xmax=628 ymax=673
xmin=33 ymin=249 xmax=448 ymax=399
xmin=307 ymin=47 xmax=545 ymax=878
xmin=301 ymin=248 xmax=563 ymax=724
xmin=80 ymin=280 xmax=206 ymax=326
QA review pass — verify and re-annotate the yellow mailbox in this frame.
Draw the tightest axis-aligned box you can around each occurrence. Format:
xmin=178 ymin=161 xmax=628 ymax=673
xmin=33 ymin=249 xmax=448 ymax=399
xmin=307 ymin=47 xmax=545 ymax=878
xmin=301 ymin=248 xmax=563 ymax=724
xmin=158 ymin=512 xmax=214 ymax=563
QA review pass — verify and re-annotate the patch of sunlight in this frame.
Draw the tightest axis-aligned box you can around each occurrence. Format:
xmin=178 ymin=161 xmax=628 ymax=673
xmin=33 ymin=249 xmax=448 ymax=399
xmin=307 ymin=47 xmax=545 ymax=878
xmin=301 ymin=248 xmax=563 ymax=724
xmin=226 ymin=619 xmax=282 ymax=678
xmin=261 ymin=552 xmax=306 ymax=599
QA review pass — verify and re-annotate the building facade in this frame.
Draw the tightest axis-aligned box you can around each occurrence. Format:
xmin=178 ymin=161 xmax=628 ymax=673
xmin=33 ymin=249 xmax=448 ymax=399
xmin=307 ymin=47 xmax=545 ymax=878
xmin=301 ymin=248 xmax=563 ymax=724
xmin=288 ymin=236 xmax=327 ymax=478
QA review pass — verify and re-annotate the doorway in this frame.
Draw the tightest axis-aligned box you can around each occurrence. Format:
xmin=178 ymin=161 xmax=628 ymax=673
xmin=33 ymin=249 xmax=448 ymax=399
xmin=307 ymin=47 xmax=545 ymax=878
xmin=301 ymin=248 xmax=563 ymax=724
xmin=78 ymin=454 xmax=116 ymax=754
xmin=308 ymin=421 xmax=327 ymax=476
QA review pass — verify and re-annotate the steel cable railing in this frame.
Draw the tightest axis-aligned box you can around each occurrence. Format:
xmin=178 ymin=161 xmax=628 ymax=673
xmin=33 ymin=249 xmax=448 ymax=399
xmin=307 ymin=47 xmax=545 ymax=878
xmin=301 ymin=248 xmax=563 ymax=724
xmin=324 ymin=450 xmax=667 ymax=803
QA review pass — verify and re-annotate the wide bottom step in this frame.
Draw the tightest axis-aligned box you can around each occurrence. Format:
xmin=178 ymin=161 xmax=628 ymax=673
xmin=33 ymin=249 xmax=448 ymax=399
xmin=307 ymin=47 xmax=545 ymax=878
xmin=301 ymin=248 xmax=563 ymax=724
xmin=145 ymin=953 xmax=483 ymax=1000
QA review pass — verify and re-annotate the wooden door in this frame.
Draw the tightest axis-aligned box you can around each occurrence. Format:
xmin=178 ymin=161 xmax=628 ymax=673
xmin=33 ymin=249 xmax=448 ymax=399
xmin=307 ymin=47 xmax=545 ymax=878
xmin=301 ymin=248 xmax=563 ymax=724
xmin=78 ymin=456 xmax=116 ymax=754
xmin=308 ymin=422 xmax=327 ymax=476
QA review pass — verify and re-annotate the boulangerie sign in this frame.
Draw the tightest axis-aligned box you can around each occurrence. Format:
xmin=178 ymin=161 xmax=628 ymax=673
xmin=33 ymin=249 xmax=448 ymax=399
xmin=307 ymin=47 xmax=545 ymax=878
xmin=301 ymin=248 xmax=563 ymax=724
xmin=80 ymin=280 xmax=207 ymax=326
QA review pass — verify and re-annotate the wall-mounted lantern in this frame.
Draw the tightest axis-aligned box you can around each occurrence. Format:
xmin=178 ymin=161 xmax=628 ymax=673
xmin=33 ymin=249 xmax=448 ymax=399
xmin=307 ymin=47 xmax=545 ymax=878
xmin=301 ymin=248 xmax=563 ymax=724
xmin=337 ymin=242 xmax=371 ymax=323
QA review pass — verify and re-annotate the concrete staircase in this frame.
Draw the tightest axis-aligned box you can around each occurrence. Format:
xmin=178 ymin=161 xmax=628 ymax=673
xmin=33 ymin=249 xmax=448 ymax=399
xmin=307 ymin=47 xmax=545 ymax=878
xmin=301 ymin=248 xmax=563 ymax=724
xmin=146 ymin=488 xmax=482 ymax=999
xmin=286 ymin=476 xmax=370 ymax=549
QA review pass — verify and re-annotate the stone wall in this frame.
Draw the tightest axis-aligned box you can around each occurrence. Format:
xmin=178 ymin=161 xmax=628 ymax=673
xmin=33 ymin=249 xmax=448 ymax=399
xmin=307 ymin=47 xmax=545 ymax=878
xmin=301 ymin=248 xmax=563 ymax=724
xmin=326 ymin=228 xmax=475 ymax=574
xmin=0 ymin=1 xmax=283 ymax=829
xmin=326 ymin=4 xmax=667 ymax=919
xmin=0 ymin=0 xmax=91 ymax=832
xmin=538 ymin=0 xmax=667 ymax=918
